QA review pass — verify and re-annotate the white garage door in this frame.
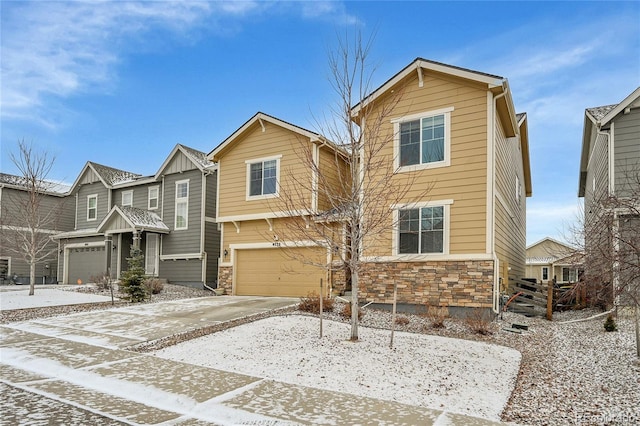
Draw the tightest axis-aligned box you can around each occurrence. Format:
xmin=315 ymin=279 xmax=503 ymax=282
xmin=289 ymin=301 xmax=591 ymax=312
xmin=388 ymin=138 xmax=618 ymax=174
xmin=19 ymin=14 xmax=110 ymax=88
xmin=235 ymin=247 xmax=327 ymax=297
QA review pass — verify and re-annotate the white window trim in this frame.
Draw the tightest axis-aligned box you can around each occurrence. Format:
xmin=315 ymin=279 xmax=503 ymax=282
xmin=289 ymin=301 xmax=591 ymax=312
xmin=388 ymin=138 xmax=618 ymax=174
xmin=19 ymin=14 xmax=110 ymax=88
xmin=175 ymin=179 xmax=189 ymax=230
xmin=391 ymin=199 xmax=453 ymax=256
xmin=245 ymin=155 xmax=282 ymax=201
xmin=148 ymin=185 xmax=159 ymax=210
xmin=392 ymin=107 xmax=453 ymax=172
xmin=541 ymin=266 xmax=549 ymax=281
xmin=121 ymin=190 xmax=133 ymax=207
xmin=87 ymin=194 xmax=98 ymax=221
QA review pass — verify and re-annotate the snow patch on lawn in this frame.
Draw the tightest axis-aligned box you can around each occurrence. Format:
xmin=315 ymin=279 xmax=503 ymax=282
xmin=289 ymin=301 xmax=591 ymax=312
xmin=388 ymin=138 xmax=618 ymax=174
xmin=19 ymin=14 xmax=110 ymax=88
xmin=154 ymin=315 xmax=521 ymax=421
xmin=0 ymin=288 xmax=116 ymax=310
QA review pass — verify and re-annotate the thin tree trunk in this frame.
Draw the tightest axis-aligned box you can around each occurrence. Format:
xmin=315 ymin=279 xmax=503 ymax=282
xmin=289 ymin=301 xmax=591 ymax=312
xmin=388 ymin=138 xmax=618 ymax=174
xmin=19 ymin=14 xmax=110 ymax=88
xmin=635 ymin=304 xmax=639 ymax=358
xmin=350 ymin=269 xmax=359 ymax=341
xmin=29 ymin=261 xmax=36 ymax=296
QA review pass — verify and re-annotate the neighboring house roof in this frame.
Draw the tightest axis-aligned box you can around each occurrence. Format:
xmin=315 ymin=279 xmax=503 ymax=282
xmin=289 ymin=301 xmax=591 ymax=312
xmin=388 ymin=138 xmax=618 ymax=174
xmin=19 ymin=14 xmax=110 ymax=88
xmin=155 ymin=144 xmax=217 ymax=178
xmin=209 ymin=112 xmax=344 ymax=160
xmin=578 ymin=87 xmax=640 ymax=197
xmin=0 ymin=172 xmax=69 ymax=196
xmin=52 ymin=228 xmax=102 ymax=240
xmin=97 ymin=206 xmax=170 ymax=235
xmin=526 ymin=237 xmax=581 ymax=265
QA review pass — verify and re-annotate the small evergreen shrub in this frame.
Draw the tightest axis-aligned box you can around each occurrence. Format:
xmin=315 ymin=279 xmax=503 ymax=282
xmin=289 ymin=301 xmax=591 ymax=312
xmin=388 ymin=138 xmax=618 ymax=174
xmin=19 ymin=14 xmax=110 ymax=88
xmin=604 ymin=314 xmax=617 ymax=332
xmin=298 ymin=292 xmax=334 ymax=314
xmin=143 ymin=278 xmax=164 ymax=295
xmin=120 ymin=246 xmax=147 ymax=302
xmin=340 ymin=302 xmax=364 ymax=320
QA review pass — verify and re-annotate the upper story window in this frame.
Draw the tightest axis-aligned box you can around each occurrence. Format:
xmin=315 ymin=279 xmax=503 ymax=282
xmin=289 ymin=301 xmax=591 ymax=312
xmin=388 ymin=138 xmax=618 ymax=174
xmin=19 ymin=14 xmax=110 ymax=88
xmin=246 ymin=155 xmax=281 ymax=200
xmin=175 ymin=180 xmax=189 ymax=230
xmin=148 ymin=186 xmax=159 ymax=210
xmin=122 ymin=190 xmax=133 ymax=207
xmin=393 ymin=107 xmax=452 ymax=172
xmin=87 ymin=194 xmax=98 ymax=221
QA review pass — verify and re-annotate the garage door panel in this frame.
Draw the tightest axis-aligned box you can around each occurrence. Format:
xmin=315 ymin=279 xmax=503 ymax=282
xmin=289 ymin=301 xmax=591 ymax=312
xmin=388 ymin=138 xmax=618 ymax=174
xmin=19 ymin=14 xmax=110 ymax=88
xmin=67 ymin=246 xmax=105 ymax=285
xmin=235 ymin=247 xmax=326 ymax=297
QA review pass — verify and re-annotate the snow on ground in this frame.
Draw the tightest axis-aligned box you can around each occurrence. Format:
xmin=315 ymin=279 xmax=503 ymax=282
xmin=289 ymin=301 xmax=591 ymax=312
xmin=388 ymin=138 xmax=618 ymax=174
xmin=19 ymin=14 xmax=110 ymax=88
xmin=0 ymin=288 xmax=116 ymax=310
xmin=154 ymin=315 xmax=521 ymax=421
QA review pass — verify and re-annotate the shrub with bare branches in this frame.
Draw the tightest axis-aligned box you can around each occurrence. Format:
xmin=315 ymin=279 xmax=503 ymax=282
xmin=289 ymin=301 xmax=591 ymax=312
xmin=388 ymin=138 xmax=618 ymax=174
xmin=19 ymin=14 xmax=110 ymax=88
xmin=298 ymin=292 xmax=334 ymax=314
xmin=465 ymin=308 xmax=494 ymax=335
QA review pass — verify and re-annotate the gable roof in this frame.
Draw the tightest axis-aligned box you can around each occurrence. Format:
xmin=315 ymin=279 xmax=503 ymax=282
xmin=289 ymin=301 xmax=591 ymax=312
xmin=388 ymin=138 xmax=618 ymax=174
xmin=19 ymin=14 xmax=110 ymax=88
xmin=68 ymin=162 xmax=141 ymax=193
xmin=578 ymin=87 xmax=640 ymax=197
xmin=209 ymin=112 xmax=327 ymax=160
xmin=526 ymin=237 xmax=581 ymax=265
xmin=526 ymin=236 xmax=575 ymax=251
xmin=517 ymin=113 xmax=533 ymax=197
xmin=350 ymin=57 xmax=505 ymax=118
xmin=155 ymin=143 xmax=217 ymax=179
xmin=97 ymin=205 xmax=170 ymax=235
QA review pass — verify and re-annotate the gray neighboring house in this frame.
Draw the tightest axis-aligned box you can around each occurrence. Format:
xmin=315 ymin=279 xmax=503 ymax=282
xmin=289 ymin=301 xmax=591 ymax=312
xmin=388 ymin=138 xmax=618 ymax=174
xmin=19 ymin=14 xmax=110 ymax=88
xmin=53 ymin=144 xmax=220 ymax=288
xmin=0 ymin=173 xmax=74 ymax=284
xmin=578 ymin=87 xmax=640 ymax=301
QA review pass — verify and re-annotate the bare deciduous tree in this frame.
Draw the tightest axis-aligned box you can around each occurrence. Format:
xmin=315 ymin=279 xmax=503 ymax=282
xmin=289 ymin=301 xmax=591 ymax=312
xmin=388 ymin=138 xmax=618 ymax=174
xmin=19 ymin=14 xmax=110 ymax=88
xmin=0 ymin=141 xmax=64 ymax=296
xmin=274 ymin=33 xmax=430 ymax=341
xmin=567 ymin=163 xmax=640 ymax=357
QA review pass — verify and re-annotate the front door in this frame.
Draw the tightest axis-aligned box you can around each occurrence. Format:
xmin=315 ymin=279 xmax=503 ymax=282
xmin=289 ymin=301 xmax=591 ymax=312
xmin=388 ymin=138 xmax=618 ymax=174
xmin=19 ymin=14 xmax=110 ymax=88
xmin=145 ymin=234 xmax=159 ymax=276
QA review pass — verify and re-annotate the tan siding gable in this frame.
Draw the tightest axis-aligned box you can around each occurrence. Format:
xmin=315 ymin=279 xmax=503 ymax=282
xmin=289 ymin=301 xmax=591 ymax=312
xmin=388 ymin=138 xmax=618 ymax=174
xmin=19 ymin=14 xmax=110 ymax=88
xmin=363 ymin=71 xmax=488 ymax=256
xmin=217 ymin=122 xmax=314 ymax=219
xmin=80 ymin=168 xmax=101 ymax=185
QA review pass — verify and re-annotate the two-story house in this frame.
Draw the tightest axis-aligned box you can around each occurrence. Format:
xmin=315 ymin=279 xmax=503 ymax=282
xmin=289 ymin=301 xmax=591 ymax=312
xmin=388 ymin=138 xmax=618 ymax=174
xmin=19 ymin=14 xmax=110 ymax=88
xmin=578 ymin=87 xmax=640 ymax=305
xmin=211 ymin=59 xmax=531 ymax=315
xmin=210 ymin=112 xmax=349 ymax=297
xmin=0 ymin=173 xmax=74 ymax=284
xmin=53 ymin=144 xmax=220 ymax=288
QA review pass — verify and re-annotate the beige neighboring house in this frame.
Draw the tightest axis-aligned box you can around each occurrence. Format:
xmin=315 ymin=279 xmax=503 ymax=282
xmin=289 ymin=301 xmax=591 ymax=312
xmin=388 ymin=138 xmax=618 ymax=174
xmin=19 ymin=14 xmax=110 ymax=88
xmin=525 ymin=237 xmax=582 ymax=285
xmin=210 ymin=58 xmax=532 ymax=315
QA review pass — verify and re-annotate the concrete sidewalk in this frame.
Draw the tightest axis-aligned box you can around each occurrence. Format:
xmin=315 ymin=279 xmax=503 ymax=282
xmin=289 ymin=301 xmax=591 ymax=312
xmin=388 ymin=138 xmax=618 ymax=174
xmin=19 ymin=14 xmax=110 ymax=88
xmin=1 ymin=296 xmax=506 ymax=425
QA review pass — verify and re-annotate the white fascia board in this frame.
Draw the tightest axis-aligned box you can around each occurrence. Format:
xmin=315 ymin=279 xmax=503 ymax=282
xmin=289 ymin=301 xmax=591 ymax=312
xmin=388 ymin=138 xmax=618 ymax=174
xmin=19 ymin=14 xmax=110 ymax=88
xmin=217 ymin=210 xmax=309 ymax=223
xmin=600 ymin=87 xmax=640 ymax=127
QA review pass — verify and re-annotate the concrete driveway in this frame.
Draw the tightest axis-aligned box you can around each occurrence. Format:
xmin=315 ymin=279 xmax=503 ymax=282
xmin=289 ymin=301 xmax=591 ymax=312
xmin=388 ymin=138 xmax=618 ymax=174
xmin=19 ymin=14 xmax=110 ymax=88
xmin=1 ymin=296 xmax=505 ymax=425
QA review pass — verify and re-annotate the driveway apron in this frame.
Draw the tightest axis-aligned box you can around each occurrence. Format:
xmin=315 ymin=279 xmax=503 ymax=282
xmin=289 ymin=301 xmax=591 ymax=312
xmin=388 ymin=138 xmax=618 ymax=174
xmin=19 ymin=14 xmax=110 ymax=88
xmin=1 ymin=296 xmax=505 ymax=425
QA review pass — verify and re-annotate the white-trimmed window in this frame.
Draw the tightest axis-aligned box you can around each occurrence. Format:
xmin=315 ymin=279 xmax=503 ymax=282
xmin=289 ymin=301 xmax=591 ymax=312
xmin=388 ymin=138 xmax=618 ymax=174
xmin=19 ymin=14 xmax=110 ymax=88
xmin=562 ymin=267 xmax=577 ymax=283
xmin=148 ymin=186 xmax=159 ymax=210
xmin=393 ymin=107 xmax=452 ymax=171
xmin=87 ymin=194 xmax=98 ymax=221
xmin=541 ymin=266 xmax=549 ymax=281
xmin=393 ymin=200 xmax=452 ymax=255
xmin=246 ymin=155 xmax=281 ymax=199
xmin=122 ymin=190 xmax=133 ymax=207
xmin=175 ymin=180 xmax=189 ymax=230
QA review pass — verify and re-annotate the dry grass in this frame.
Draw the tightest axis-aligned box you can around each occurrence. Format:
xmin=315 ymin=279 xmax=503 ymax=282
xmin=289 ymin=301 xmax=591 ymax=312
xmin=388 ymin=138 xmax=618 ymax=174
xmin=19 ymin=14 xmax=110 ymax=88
xmin=298 ymin=292 xmax=334 ymax=314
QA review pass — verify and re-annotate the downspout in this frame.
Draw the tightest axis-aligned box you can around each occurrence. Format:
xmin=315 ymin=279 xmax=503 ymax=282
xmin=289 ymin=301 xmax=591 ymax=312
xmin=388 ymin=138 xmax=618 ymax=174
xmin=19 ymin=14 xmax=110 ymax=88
xmin=74 ymin=192 xmax=78 ymax=230
xmin=201 ymin=170 xmax=207 ymax=287
xmin=491 ymin=89 xmax=507 ymax=313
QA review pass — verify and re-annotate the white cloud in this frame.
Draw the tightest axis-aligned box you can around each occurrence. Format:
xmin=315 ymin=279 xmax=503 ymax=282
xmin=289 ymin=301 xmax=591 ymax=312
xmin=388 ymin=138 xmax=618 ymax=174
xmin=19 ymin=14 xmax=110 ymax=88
xmin=0 ymin=1 xmax=357 ymax=126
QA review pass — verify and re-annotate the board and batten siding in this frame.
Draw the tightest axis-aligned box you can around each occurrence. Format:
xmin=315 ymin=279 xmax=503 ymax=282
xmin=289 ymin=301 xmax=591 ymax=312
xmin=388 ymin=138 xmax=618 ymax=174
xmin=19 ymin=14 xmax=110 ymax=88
xmin=494 ymin=113 xmax=526 ymax=281
xmin=584 ymin=129 xmax=610 ymax=219
xmin=217 ymin=122 xmax=314 ymax=218
xmin=361 ymin=71 xmax=488 ymax=256
xmin=613 ymin=108 xmax=640 ymax=197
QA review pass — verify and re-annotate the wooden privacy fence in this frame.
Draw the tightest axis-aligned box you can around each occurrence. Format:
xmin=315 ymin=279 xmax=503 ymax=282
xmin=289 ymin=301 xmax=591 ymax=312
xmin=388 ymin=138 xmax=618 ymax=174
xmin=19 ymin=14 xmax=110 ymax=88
xmin=508 ymin=277 xmax=553 ymax=319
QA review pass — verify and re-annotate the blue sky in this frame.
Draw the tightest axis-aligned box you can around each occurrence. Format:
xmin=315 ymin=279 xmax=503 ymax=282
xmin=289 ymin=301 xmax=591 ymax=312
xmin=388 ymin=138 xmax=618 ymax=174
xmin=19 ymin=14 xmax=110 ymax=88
xmin=1 ymin=1 xmax=639 ymax=245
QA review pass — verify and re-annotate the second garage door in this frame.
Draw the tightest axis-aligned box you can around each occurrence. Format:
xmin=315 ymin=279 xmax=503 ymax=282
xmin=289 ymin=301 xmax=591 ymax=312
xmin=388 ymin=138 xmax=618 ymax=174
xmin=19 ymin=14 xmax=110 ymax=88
xmin=235 ymin=247 xmax=327 ymax=297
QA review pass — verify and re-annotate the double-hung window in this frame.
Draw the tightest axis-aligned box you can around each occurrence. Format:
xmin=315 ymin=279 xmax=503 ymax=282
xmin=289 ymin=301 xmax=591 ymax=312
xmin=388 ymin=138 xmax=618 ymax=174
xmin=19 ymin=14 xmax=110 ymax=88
xmin=246 ymin=155 xmax=281 ymax=199
xmin=122 ymin=190 xmax=133 ymax=207
xmin=398 ymin=205 xmax=445 ymax=254
xmin=562 ymin=267 xmax=577 ymax=283
xmin=148 ymin=186 xmax=159 ymax=210
xmin=541 ymin=266 xmax=549 ymax=281
xmin=394 ymin=107 xmax=452 ymax=171
xmin=175 ymin=180 xmax=189 ymax=230
xmin=87 ymin=195 xmax=98 ymax=221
